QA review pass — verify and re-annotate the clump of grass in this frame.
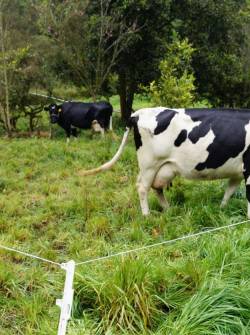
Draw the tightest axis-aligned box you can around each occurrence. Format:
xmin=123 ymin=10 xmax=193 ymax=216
xmin=74 ymin=258 xmax=164 ymax=333
xmin=86 ymin=216 xmax=113 ymax=239
xmin=164 ymin=280 xmax=250 ymax=335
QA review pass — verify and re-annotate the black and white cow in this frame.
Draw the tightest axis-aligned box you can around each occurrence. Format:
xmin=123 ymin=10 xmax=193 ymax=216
xmin=80 ymin=107 xmax=250 ymax=217
xmin=44 ymin=101 xmax=113 ymax=141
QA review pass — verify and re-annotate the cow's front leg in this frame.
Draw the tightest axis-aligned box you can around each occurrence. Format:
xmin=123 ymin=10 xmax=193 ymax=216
xmin=244 ymin=180 xmax=250 ymax=219
xmin=71 ymin=127 xmax=77 ymax=139
xmin=136 ymin=169 xmax=157 ymax=215
xmin=65 ymin=128 xmax=72 ymax=144
xmin=243 ymin=148 xmax=250 ymax=218
xmin=220 ymin=178 xmax=241 ymax=208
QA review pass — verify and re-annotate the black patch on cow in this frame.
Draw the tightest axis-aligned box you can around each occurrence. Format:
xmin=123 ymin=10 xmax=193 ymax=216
xmin=188 ymin=123 xmax=210 ymax=144
xmin=130 ymin=116 xmax=142 ymax=150
xmin=246 ymin=185 xmax=250 ymax=203
xmin=185 ymin=108 xmax=250 ymax=170
xmin=154 ymin=109 xmax=177 ymax=135
xmin=174 ymin=129 xmax=187 ymax=147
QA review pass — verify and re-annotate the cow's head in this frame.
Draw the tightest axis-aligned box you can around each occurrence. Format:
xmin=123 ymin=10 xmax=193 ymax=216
xmin=44 ymin=104 xmax=62 ymax=123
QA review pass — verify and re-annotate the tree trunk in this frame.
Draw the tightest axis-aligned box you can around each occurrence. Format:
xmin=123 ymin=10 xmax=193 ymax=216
xmin=126 ymin=81 xmax=135 ymax=114
xmin=29 ymin=116 xmax=34 ymax=132
xmin=119 ymin=71 xmax=127 ymax=121
xmin=118 ymin=72 xmax=136 ymax=122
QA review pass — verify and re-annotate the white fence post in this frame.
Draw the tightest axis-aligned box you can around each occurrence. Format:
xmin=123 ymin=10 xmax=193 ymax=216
xmin=56 ymin=260 xmax=75 ymax=335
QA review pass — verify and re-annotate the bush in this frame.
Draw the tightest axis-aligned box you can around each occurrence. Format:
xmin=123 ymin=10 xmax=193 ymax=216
xmin=148 ymin=37 xmax=196 ymax=108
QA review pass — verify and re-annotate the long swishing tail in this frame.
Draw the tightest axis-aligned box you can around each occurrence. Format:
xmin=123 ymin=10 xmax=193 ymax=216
xmin=79 ymin=127 xmax=130 ymax=176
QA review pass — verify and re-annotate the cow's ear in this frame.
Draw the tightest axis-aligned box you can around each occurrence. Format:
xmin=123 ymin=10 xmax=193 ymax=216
xmin=44 ymin=106 xmax=49 ymax=111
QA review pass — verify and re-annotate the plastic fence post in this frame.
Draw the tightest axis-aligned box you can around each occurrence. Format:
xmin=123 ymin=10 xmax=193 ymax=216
xmin=56 ymin=260 xmax=75 ymax=335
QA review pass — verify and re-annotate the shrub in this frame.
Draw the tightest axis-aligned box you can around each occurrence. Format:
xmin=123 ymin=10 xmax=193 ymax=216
xmin=148 ymin=37 xmax=196 ymax=108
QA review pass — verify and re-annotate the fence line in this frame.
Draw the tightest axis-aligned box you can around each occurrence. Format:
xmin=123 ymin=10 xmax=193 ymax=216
xmin=0 ymin=218 xmax=249 ymax=334
xmin=0 ymin=243 xmax=73 ymax=335
xmin=0 ymin=243 xmax=61 ymax=266
xmin=30 ymin=92 xmax=67 ymax=102
xmin=29 ymin=92 xmax=120 ymax=113
xmin=1 ymin=219 xmax=249 ymax=267
xmin=75 ymin=219 xmax=250 ymax=266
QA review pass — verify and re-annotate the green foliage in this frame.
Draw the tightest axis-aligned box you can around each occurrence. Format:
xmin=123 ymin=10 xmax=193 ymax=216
xmin=1 ymin=0 xmax=250 ymax=131
xmin=171 ymin=0 xmax=250 ymax=106
xmin=148 ymin=37 xmax=196 ymax=107
xmin=0 ymin=0 xmax=54 ymax=132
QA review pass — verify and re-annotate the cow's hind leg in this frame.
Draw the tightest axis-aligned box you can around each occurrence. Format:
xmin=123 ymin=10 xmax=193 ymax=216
xmin=137 ymin=169 xmax=157 ymax=216
xmin=152 ymin=163 xmax=175 ymax=210
xmin=92 ymin=120 xmax=105 ymax=137
xmin=109 ymin=116 xmax=113 ymax=131
xmin=154 ymin=188 xmax=169 ymax=210
xmin=220 ymin=178 xmax=241 ymax=208
xmin=243 ymin=147 xmax=250 ymax=218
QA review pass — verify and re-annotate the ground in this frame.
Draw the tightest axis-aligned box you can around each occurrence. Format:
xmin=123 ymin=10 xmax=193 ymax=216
xmin=0 ymin=122 xmax=250 ymax=334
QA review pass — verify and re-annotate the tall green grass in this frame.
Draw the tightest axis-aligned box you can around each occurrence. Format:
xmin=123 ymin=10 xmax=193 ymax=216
xmin=0 ymin=120 xmax=249 ymax=334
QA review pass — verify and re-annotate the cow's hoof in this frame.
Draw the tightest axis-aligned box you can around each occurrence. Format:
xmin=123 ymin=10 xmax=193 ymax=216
xmin=220 ymin=202 xmax=226 ymax=208
xmin=142 ymin=211 xmax=150 ymax=216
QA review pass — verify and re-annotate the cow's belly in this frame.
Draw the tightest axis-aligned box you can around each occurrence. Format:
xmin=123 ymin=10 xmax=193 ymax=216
xmin=182 ymin=160 xmax=243 ymax=180
xmin=166 ymin=147 xmax=243 ymax=180
xmin=71 ymin=119 xmax=91 ymax=129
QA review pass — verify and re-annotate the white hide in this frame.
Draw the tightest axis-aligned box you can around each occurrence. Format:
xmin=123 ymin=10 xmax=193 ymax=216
xmin=135 ymin=108 xmax=246 ymax=183
xmin=133 ymin=107 xmax=248 ymax=215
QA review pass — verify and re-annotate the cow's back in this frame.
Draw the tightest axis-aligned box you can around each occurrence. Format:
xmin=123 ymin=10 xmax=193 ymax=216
xmin=61 ymin=102 xmax=90 ymax=128
xmin=62 ymin=101 xmax=112 ymax=129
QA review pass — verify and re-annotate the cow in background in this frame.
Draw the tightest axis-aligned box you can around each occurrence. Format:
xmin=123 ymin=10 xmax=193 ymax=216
xmin=44 ymin=101 xmax=113 ymax=142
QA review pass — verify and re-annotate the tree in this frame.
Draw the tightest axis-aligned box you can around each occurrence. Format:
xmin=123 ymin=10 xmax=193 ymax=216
xmin=170 ymin=0 xmax=250 ymax=106
xmin=148 ymin=37 xmax=196 ymax=107
xmin=41 ymin=0 xmax=138 ymax=100
xmin=0 ymin=1 xmax=11 ymax=134
xmin=0 ymin=0 xmax=53 ymax=133
xmin=41 ymin=0 xmax=173 ymax=121
xmin=111 ymin=0 xmax=172 ymax=120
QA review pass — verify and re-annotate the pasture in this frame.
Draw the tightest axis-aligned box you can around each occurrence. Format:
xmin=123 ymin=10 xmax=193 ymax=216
xmin=1 ymin=118 xmax=250 ymax=334
xmin=2 ymin=1 xmax=250 ymax=333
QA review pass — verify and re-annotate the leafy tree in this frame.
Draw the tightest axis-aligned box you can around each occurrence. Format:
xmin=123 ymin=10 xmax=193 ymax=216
xmin=42 ymin=0 xmax=138 ymax=100
xmin=0 ymin=0 xmax=11 ymax=134
xmin=170 ymin=0 xmax=250 ymax=106
xmin=41 ymin=0 xmax=172 ymax=120
xmin=111 ymin=0 xmax=172 ymax=120
xmin=148 ymin=37 xmax=196 ymax=107
xmin=0 ymin=0 xmax=50 ymax=133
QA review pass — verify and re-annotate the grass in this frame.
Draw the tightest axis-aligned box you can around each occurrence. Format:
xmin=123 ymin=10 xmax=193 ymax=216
xmin=0 ymin=103 xmax=250 ymax=333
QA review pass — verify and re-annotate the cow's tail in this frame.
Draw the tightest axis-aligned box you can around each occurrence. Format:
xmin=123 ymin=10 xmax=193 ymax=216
xmin=79 ymin=127 xmax=130 ymax=176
